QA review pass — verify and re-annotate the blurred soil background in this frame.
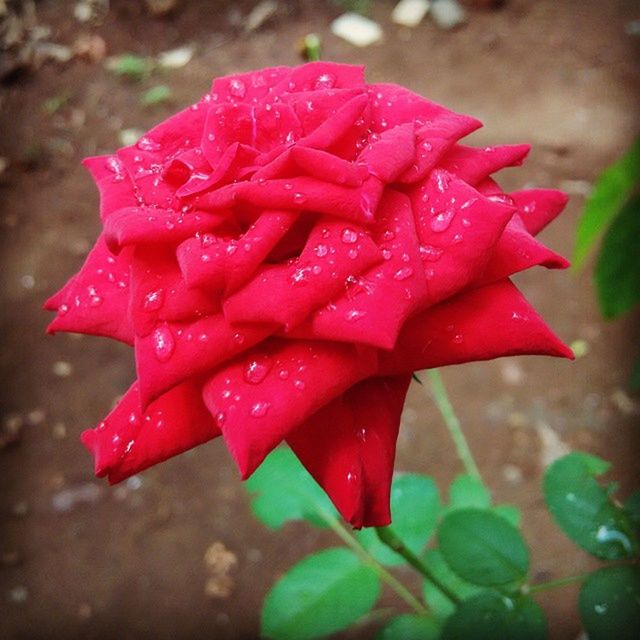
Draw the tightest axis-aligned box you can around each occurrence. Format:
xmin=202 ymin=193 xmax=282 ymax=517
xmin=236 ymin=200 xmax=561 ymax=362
xmin=1 ymin=0 xmax=639 ymax=638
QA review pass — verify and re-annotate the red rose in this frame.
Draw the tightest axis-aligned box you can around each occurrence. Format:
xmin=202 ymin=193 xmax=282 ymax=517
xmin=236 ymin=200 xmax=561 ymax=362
xmin=46 ymin=62 xmax=571 ymax=528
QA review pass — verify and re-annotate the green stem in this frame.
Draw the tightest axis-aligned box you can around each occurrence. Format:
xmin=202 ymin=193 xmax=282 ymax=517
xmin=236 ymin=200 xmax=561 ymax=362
xmin=426 ymin=369 xmax=483 ymax=484
xmin=525 ymin=573 xmax=588 ymax=594
xmin=302 ymin=33 xmax=322 ymax=61
xmin=319 ymin=511 xmax=428 ymax=615
xmin=375 ymin=527 xmax=462 ymax=605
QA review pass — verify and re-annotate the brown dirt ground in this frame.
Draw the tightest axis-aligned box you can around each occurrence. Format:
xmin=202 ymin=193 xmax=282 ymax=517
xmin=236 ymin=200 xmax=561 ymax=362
xmin=1 ymin=1 xmax=639 ymax=638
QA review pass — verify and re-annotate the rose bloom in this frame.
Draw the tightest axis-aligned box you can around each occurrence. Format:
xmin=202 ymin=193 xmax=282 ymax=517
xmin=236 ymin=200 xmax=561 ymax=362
xmin=46 ymin=63 xmax=571 ymax=528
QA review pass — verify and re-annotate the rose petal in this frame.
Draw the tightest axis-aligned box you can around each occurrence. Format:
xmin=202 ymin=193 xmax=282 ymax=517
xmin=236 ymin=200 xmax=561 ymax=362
xmin=177 ymin=210 xmax=299 ymax=294
xmin=510 ymin=189 xmax=569 ymax=236
xmin=46 ymin=234 xmax=133 ymax=344
xmin=379 ymin=279 xmax=573 ymax=375
xmin=83 ymin=155 xmax=138 ymax=220
xmin=104 ymin=206 xmax=227 ymax=253
xmin=202 ymin=338 xmax=378 ymax=478
xmin=438 ymin=144 xmax=531 ymax=186
xmin=129 ymin=245 xmax=221 ymax=337
xmin=81 ymin=379 xmax=220 ymax=484
xmin=288 ymin=375 xmax=411 ymax=528
xmin=223 ymin=217 xmax=383 ymax=330
xmin=135 ymin=315 xmax=276 ymax=406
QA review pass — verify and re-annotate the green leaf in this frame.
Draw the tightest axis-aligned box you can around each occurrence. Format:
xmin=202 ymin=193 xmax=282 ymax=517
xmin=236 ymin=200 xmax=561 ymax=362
xmin=245 ymin=447 xmax=338 ymax=529
xmin=356 ymin=474 xmax=441 ymax=566
xmin=579 ymin=566 xmax=640 ymax=640
xmin=442 ymin=592 xmax=547 ymax=640
xmin=448 ymin=473 xmax=491 ymax=511
xmin=106 ymin=54 xmax=153 ymax=81
xmin=594 ymin=193 xmax=640 ymax=318
xmin=422 ymin=549 xmax=482 ymax=622
xmin=140 ymin=85 xmax=172 ymax=107
xmin=574 ymin=138 xmax=640 ymax=270
xmin=262 ymin=548 xmax=380 ymax=640
xmin=438 ymin=508 xmax=530 ymax=586
xmin=493 ymin=505 xmax=522 ymax=528
xmin=376 ymin=614 xmax=440 ymax=640
xmin=543 ymin=452 xmax=639 ymax=560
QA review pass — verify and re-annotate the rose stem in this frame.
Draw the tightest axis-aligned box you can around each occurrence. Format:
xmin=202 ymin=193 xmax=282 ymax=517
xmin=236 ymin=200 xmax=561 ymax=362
xmin=426 ymin=369 xmax=484 ymax=484
xmin=319 ymin=509 xmax=428 ymax=615
xmin=374 ymin=526 xmax=462 ymax=605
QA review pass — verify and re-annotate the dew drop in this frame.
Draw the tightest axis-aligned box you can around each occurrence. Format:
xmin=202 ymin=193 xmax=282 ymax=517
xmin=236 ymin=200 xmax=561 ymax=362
xmin=381 ymin=249 xmax=392 ymax=261
xmin=452 ymin=334 xmax=463 ymax=344
xmin=89 ymin=295 xmax=103 ymax=307
xmin=143 ymin=288 xmax=164 ymax=312
xmin=58 ymin=303 xmax=69 ymax=316
xmin=341 ymin=228 xmax=358 ymax=244
xmin=136 ymin=136 xmax=162 ymax=152
xmin=152 ymin=324 xmax=175 ymax=362
xmin=278 ymin=369 xmax=289 ymax=380
xmin=215 ymin=411 xmax=226 ymax=427
xmin=312 ymin=265 xmax=322 ymax=275
xmin=393 ymin=267 xmax=414 ymax=281
xmin=315 ymin=73 xmax=336 ymax=89
xmin=243 ymin=356 xmax=272 ymax=385
xmin=293 ymin=379 xmax=306 ymax=391
xmin=419 ymin=245 xmax=443 ymax=262
xmin=430 ymin=210 xmax=455 ymax=232
xmin=250 ymin=401 xmax=271 ymax=418
xmin=229 ymin=78 xmax=246 ymax=98
xmin=453 ymin=233 xmax=463 ymax=244
xmin=345 ymin=309 xmax=366 ymax=322
xmin=293 ymin=192 xmax=306 ymax=204
xmin=315 ymin=244 xmax=329 ymax=258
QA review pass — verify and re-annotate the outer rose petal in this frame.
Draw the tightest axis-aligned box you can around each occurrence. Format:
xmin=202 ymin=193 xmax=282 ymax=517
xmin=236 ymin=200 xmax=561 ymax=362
xmin=82 ymin=155 xmax=138 ymax=221
xmin=438 ymin=144 xmax=530 ymax=186
xmin=379 ymin=279 xmax=573 ymax=375
xmin=202 ymin=339 xmax=378 ymax=478
xmin=135 ymin=315 xmax=276 ymax=406
xmin=46 ymin=234 xmax=134 ymax=345
xmin=81 ymin=380 xmax=220 ymax=484
xmin=287 ymin=375 xmax=411 ymax=528
xmin=510 ymin=189 xmax=569 ymax=236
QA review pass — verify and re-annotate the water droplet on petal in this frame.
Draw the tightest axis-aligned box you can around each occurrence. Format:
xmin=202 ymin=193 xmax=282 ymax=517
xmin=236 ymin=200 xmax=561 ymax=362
xmin=341 ymin=228 xmax=358 ymax=244
xmin=152 ymin=324 xmax=175 ymax=362
xmin=293 ymin=192 xmax=306 ymax=204
xmin=453 ymin=233 xmax=463 ymax=244
xmin=250 ymin=401 xmax=271 ymax=418
xmin=315 ymin=244 xmax=328 ymax=258
xmin=136 ymin=136 xmax=162 ymax=152
xmin=419 ymin=245 xmax=443 ymax=262
xmin=315 ymin=73 xmax=336 ymax=89
xmin=243 ymin=356 xmax=272 ymax=385
xmin=345 ymin=309 xmax=366 ymax=321
xmin=278 ymin=369 xmax=289 ymax=380
xmin=229 ymin=78 xmax=246 ymax=98
xmin=143 ymin=288 xmax=164 ymax=312
xmin=215 ymin=411 xmax=226 ymax=427
xmin=58 ymin=303 xmax=69 ymax=315
xmin=293 ymin=379 xmax=305 ymax=391
xmin=430 ymin=210 xmax=455 ymax=232
xmin=393 ymin=267 xmax=414 ymax=281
